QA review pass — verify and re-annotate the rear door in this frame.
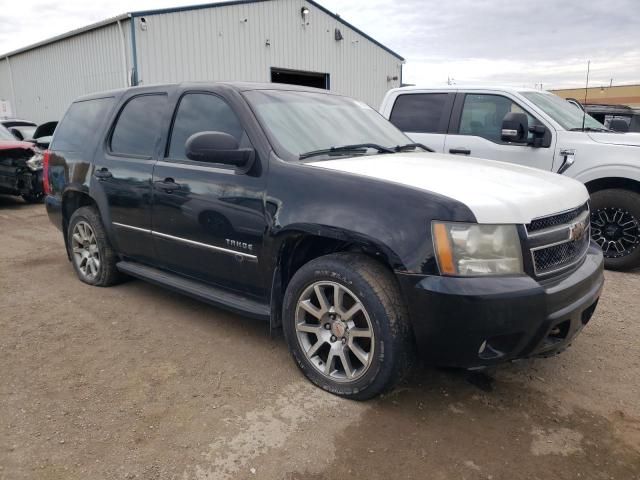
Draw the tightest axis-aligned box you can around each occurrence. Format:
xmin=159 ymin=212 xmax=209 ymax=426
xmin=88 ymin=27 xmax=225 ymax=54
xmin=386 ymin=91 xmax=455 ymax=152
xmin=151 ymin=89 xmax=267 ymax=298
xmin=444 ymin=92 xmax=556 ymax=170
xmin=92 ymin=91 xmax=169 ymax=263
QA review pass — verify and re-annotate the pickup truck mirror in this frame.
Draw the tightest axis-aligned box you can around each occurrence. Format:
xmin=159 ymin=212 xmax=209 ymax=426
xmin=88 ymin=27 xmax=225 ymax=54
xmin=501 ymin=112 xmax=528 ymax=143
xmin=185 ymin=131 xmax=255 ymax=170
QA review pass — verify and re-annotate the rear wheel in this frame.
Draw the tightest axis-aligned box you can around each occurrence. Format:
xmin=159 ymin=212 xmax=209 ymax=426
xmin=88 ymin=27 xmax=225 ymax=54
xmin=67 ymin=206 xmax=122 ymax=286
xmin=282 ymin=253 xmax=413 ymax=400
xmin=590 ymin=189 xmax=640 ymax=271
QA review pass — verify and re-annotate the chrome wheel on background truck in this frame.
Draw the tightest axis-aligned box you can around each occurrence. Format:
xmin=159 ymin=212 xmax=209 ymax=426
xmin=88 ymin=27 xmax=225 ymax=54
xmin=590 ymin=189 xmax=640 ymax=271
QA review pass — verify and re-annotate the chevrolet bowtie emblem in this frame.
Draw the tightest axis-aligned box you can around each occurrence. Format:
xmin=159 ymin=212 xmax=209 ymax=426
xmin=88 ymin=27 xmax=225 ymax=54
xmin=569 ymin=220 xmax=587 ymax=242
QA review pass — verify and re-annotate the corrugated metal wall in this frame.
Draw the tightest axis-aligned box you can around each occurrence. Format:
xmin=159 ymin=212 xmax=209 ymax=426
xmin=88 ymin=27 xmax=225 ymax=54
xmin=0 ymin=59 xmax=14 ymax=117
xmin=0 ymin=21 xmax=132 ymax=123
xmin=0 ymin=0 xmax=402 ymax=123
xmin=134 ymin=0 xmax=401 ymax=107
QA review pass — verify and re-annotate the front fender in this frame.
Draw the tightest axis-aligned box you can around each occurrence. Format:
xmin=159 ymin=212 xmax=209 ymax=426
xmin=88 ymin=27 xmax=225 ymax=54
xmin=571 ymin=164 xmax=640 ymax=186
xmin=263 ymin=157 xmax=476 ymax=275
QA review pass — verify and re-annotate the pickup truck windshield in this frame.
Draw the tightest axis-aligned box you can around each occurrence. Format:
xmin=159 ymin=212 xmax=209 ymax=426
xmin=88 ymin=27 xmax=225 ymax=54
xmin=244 ymin=90 xmax=411 ymax=160
xmin=521 ymin=91 xmax=605 ymax=131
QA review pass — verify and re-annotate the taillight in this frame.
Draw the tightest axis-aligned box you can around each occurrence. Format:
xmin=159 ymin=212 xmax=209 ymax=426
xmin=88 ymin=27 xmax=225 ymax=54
xmin=42 ymin=150 xmax=51 ymax=195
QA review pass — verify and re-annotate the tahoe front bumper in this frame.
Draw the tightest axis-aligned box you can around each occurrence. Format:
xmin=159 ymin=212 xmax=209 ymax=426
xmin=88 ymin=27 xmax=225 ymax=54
xmin=396 ymin=244 xmax=604 ymax=368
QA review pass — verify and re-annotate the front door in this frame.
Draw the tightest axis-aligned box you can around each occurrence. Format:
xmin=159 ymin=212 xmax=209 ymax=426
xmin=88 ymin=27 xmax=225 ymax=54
xmin=444 ymin=93 xmax=556 ymax=170
xmin=93 ymin=92 xmax=168 ymax=263
xmin=151 ymin=91 xmax=267 ymax=298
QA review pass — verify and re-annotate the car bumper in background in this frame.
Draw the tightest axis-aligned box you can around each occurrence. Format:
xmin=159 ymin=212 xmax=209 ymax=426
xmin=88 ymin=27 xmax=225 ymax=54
xmin=396 ymin=244 xmax=604 ymax=368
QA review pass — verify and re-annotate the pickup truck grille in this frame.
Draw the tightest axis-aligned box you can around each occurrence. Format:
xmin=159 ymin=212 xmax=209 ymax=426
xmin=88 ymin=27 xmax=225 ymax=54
xmin=527 ymin=203 xmax=591 ymax=277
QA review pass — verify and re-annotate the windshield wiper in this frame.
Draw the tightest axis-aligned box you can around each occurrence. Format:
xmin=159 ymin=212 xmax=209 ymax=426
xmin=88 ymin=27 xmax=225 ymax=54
xmin=299 ymin=143 xmax=395 ymax=160
xmin=393 ymin=143 xmax=435 ymax=153
xmin=569 ymin=127 xmax=611 ymax=132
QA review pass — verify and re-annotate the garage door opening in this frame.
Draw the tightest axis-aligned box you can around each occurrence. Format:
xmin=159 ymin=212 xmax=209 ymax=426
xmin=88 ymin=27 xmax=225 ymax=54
xmin=271 ymin=68 xmax=330 ymax=90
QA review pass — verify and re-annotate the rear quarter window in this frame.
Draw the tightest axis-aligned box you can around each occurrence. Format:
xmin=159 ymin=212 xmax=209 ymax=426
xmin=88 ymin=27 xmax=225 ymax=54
xmin=51 ymin=98 xmax=113 ymax=152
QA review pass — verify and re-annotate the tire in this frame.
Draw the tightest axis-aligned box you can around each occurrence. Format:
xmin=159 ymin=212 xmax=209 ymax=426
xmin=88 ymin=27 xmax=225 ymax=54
xmin=67 ymin=206 xmax=122 ymax=286
xmin=282 ymin=253 xmax=414 ymax=400
xmin=590 ymin=189 xmax=640 ymax=271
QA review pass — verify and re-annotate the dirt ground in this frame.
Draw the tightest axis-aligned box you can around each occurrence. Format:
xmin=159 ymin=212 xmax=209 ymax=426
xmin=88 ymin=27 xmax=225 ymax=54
xmin=1 ymin=195 xmax=639 ymax=480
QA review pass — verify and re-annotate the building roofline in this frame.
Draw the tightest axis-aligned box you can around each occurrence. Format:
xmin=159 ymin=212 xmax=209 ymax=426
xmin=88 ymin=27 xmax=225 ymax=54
xmin=130 ymin=0 xmax=404 ymax=61
xmin=1 ymin=13 xmax=130 ymax=58
xmin=1 ymin=0 xmax=404 ymax=61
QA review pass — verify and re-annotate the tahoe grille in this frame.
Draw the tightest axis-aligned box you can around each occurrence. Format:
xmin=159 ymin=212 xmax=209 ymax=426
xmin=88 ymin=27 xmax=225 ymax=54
xmin=526 ymin=202 xmax=589 ymax=233
xmin=527 ymin=203 xmax=591 ymax=277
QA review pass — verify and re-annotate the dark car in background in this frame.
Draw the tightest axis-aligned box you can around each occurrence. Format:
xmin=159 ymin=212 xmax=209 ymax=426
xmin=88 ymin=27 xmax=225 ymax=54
xmin=583 ymin=104 xmax=640 ymax=133
xmin=0 ymin=124 xmax=45 ymax=203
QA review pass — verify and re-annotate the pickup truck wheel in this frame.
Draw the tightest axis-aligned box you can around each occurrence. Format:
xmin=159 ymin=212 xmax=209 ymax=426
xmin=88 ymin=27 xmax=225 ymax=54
xmin=590 ymin=189 xmax=640 ymax=271
xmin=67 ymin=206 xmax=122 ymax=286
xmin=283 ymin=253 xmax=413 ymax=400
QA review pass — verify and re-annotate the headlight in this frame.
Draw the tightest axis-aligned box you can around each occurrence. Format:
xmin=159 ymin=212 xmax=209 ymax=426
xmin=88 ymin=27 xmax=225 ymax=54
xmin=432 ymin=222 xmax=523 ymax=276
xmin=26 ymin=152 xmax=44 ymax=171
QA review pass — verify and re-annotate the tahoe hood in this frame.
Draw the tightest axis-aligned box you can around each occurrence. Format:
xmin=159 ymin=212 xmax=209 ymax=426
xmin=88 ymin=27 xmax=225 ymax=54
xmin=309 ymin=152 xmax=589 ymax=224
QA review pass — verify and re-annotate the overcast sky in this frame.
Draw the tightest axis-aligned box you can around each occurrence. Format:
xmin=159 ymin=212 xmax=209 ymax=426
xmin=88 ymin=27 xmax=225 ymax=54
xmin=1 ymin=0 xmax=638 ymax=89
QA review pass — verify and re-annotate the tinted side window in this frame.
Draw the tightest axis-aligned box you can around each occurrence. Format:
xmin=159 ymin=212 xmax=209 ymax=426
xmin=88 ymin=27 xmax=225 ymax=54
xmin=168 ymin=93 xmax=244 ymax=160
xmin=459 ymin=94 xmax=539 ymax=143
xmin=389 ymin=93 xmax=450 ymax=133
xmin=110 ymin=94 xmax=167 ymax=157
xmin=52 ymin=98 xmax=112 ymax=152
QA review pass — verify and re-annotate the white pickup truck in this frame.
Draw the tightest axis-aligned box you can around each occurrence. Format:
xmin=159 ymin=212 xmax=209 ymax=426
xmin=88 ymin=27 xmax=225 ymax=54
xmin=380 ymin=86 xmax=640 ymax=270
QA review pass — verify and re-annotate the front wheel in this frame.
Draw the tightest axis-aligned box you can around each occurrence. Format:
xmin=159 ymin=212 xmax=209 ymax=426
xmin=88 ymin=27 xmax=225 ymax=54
xmin=282 ymin=253 xmax=413 ymax=400
xmin=590 ymin=188 xmax=640 ymax=271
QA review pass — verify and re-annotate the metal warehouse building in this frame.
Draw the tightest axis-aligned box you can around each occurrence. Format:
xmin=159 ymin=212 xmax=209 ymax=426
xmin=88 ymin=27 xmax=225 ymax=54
xmin=0 ymin=0 xmax=404 ymax=124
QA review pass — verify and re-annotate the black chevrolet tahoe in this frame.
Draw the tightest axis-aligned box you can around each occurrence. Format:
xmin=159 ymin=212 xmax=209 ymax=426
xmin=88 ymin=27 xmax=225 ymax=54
xmin=44 ymin=82 xmax=604 ymax=400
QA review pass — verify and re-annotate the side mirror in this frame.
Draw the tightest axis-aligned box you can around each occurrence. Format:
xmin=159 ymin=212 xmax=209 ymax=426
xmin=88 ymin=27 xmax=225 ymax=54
xmin=185 ymin=131 xmax=255 ymax=170
xmin=501 ymin=112 xmax=528 ymax=143
xmin=609 ymin=119 xmax=629 ymax=132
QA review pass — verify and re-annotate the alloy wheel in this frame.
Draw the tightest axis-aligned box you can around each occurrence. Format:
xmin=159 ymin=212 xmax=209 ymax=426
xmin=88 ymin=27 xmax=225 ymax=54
xmin=295 ymin=281 xmax=374 ymax=382
xmin=71 ymin=221 xmax=101 ymax=280
xmin=591 ymin=207 xmax=640 ymax=258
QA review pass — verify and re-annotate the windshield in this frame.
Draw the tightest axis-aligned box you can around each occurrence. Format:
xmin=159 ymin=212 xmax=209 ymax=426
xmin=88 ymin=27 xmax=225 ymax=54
xmin=521 ymin=91 xmax=605 ymax=131
xmin=0 ymin=124 xmax=15 ymax=141
xmin=244 ymin=90 xmax=411 ymax=160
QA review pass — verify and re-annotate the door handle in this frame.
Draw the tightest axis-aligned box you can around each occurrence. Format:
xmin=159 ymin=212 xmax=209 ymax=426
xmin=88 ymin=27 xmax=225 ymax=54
xmin=94 ymin=167 xmax=113 ymax=179
xmin=449 ymin=148 xmax=471 ymax=155
xmin=155 ymin=178 xmax=182 ymax=193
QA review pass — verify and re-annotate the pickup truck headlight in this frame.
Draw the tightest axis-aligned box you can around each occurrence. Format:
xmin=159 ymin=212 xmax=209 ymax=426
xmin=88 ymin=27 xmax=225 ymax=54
xmin=26 ymin=152 xmax=44 ymax=171
xmin=432 ymin=222 xmax=523 ymax=276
